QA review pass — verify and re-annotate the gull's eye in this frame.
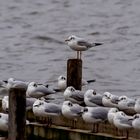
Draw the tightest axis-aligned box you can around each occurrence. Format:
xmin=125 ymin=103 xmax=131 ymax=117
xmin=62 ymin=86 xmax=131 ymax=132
xmin=33 ymin=83 xmax=37 ymax=87
xmin=71 ymin=87 xmax=75 ymax=92
xmin=62 ymin=77 xmax=66 ymax=80
xmin=93 ymin=91 xmax=96 ymax=95
xmin=121 ymin=112 xmax=125 ymax=116
xmin=70 ymin=36 xmax=75 ymax=40
xmin=68 ymin=102 xmax=72 ymax=106
xmin=83 ymin=108 xmax=88 ymax=112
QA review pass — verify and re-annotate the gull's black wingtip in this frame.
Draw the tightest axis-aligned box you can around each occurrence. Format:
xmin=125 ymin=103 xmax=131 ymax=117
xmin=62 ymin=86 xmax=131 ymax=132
xmin=87 ymin=79 xmax=96 ymax=83
xmin=95 ymin=43 xmax=103 ymax=46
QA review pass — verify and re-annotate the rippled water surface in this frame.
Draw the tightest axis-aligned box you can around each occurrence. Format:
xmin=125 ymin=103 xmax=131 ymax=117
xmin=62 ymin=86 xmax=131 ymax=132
xmin=0 ymin=0 xmax=140 ymax=97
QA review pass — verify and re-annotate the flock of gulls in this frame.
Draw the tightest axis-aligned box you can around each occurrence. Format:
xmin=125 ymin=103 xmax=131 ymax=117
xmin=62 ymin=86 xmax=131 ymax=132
xmin=0 ymin=35 xmax=139 ymax=139
xmin=0 ymin=75 xmax=140 ymax=139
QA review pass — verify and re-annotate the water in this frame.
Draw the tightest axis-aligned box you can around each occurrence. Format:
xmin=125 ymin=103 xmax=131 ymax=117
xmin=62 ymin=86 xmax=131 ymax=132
xmin=0 ymin=0 xmax=140 ymax=97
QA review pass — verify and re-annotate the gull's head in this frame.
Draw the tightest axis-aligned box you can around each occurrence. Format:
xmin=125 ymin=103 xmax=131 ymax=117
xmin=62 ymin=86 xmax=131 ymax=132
xmin=119 ymin=95 xmax=127 ymax=101
xmin=58 ymin=75 xmax=66 ymax=90
xmin=66 ymin=86 xmax=75 ymax=92
xmin=33 ymin=100 xmax=44 ymax=107
xmin=64 ymin=86 xmax=76 ymax=97
xmin=8 ymin=78 xmax=14 ymax=83
xmin=28 ymin=82 xmax=37 ymax=87
xmin=58 ymin=75 xmax=66 ymax=81
xmin=133 ymin=114 xmax=140 ymax=119
xmin=109 ymin=107 xmax=119 ymax=113
xmin=65 ymin=35 xmax=78 ymax=43
xmin=85 ymin=89 xmax=96 ymax=97
xmin=114 ymin=111 xmax=126 ymax=119
xmin=63 ymin=101 xmax=73 ymax=107
xmin=103 ymin=92 xmax=111 ymax=99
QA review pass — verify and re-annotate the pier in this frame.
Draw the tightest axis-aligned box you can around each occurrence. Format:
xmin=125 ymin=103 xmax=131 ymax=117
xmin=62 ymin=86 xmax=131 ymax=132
xmin=0 ymin=59 xmax=139 ymax=140
xmin=0 ymin=98 xmax=140 ymax=140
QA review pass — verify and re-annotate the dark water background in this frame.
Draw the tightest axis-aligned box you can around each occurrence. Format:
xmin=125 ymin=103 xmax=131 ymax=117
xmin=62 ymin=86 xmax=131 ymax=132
xmin=0 ymin=0 xmax=140 ymax=97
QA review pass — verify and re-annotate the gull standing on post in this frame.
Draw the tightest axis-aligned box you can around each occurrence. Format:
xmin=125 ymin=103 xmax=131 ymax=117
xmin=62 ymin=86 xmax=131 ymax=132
xmin=65 ymin=35 xmax=103 ymax=59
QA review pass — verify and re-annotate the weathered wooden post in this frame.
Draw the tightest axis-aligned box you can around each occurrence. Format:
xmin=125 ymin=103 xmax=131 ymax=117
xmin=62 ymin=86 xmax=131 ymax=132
xmin=67 ymin=59 xmax=82 ymax=90
xmin=8 ymin=87 xmax=26 ymax=140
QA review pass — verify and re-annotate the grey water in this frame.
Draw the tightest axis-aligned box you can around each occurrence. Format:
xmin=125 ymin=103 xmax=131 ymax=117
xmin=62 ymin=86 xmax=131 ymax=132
xmin=0 ymin=0 xmax=140 ymax=98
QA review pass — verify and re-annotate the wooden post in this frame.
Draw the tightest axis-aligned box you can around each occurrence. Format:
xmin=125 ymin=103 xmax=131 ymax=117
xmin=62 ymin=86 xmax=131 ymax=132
xmin=67 ymin=59 xmax=82 ymax=90
xmin=8 ymin=87 xmax=26 ymax=140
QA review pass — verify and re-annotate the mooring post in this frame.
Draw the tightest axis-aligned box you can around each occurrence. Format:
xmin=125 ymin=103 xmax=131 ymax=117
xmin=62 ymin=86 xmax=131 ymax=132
xmin=67 ymin=59 xmax=82 ymax=90
xmin=8 ymin=87 xmax=26 ymax=140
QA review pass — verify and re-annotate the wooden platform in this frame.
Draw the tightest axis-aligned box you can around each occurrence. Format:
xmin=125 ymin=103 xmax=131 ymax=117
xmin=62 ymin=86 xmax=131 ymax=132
xmin=26 ymin=110 xmax=140 ymax=140
xmin=0 ymin=98 xmax=140 ymax=140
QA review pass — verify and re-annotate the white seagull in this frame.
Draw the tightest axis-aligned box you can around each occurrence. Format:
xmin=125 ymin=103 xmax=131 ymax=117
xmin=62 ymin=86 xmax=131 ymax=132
xmin=65 ymin=35 xmax=102 ymax=59
xmin=118 ymin=96 xmax=136 ymax=115
xmin=113 ymin=111 xmax=133 ymax=139
xmin=102 ymin=92 xmax=119 ymax=108
xmin=107 ymin=107 xmax=119 ymax=125
xmin=61 ymin=101 xmax=83 ymax=128
xmin=6 ymin=78 xmax=29 ymax=90
xmin=26 ymin=82 xmax=56 ymax=98
xmin=63 ymin=86 xmax=84 ymax=105
xmin=84 ymin=89 xmax=103 ymax=107
xmin=132 ymin=114 xmax=140 ymax=130
xmin=33 ymin=99 xmax=62 ymax=126
xmin=0 ymin=113 xmax=8 ymax=132
xmin=82 ymin=106 xmax=110 ymax=133
xmin=2 ymin=95 xmax=37 ymax=112
xmin=0 ymin=113 xmax=29 ymax=132
xmin=2 ymin=96 xmax=9 ymax=113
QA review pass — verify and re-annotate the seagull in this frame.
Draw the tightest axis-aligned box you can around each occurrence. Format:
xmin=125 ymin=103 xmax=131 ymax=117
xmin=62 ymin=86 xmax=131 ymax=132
xmin=65 ymin=35 xmax=102 ymax=59
xmin=26 ymin=97 xmax=38 ymax=111
xmin=33 ymin=99 xmax=62 ymax=126
xmin=113 ymin=111 xmax=133 ymax=139
xmin=5 ymin=78 xmax=29 ymax=90
xmin=57 ymin=75 xmax=96 ymax=91
xmin=0 ymin=113 xmax=29 ymax=132
xmin=0 ymin=113 xmax=8 ymax=132
xmin=118 ymin=96 xmax=136 ymax=115
xmin=82 ymin=106 xmax=110 ymax=133
xmin=107 ymin=107 xmax=119 ymax=125
xmin=84 ymin=89 xmax=103 ymax=107
xmin=63 ymin=86 xmax=84 ymax=105
xmin=26 ymin=82 xmax=56 ymax=98
xmin=102 ymin=92 xmax=119 ymax=108
xmin=132 ymin=114 xmax=140 ymax=130
xmin=2 ymin=96 xmax=9 ymax=113
xmin=134 ymin=98 xmax=140 ymax=113
xmin=57 ymin=75 xmax=67 ymax=90
xmin=2 ymin=95 xmax=37 ymax=112
xmin=61 ymin=101 xmax=83 ymax=128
